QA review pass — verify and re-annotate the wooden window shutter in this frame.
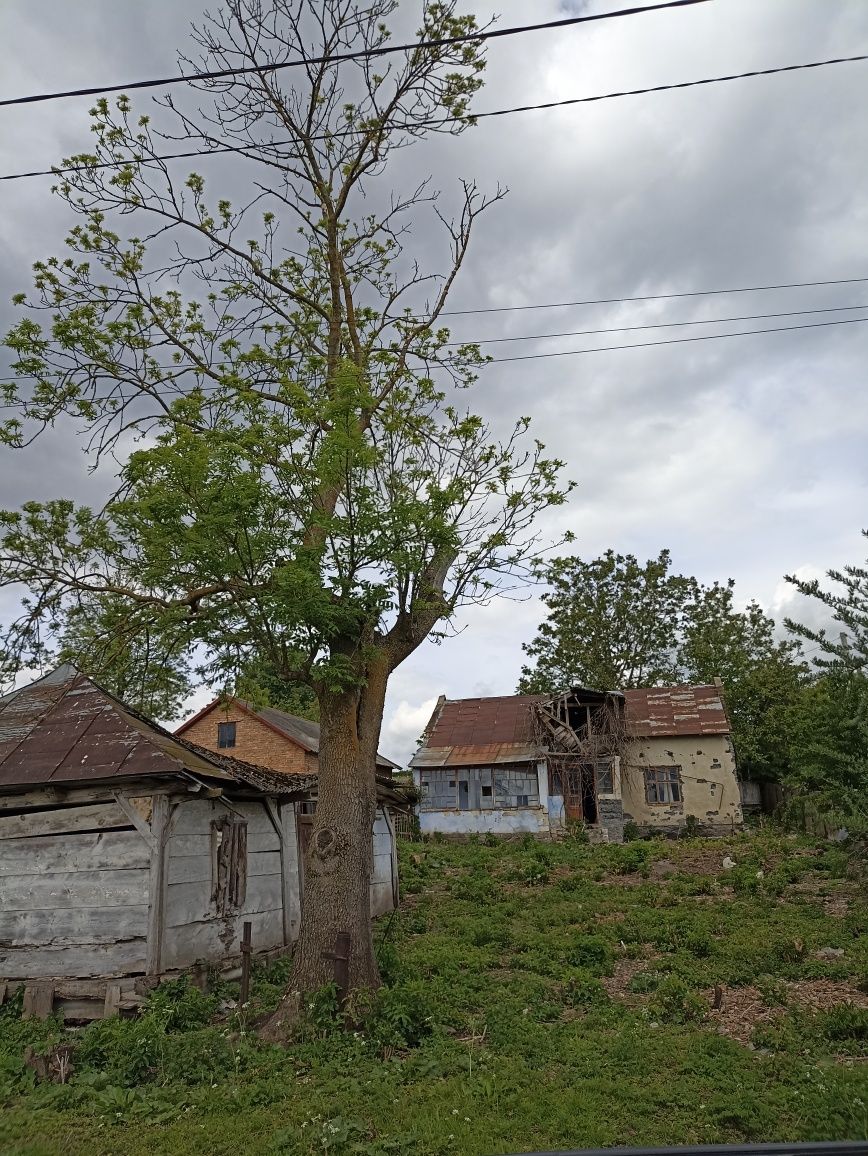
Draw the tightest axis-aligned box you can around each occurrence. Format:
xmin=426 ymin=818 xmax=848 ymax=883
xmin=212 ymin=815 xmax=248 ymax=913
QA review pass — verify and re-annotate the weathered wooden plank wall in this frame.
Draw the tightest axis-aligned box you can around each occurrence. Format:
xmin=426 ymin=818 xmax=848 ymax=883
xmin=160 ymin=798 xmax=287 ymax=971
xmin=0 ymin=803 xmax=150 ymax=978
xmin=370 ymin=807 xmax=395 ymax=917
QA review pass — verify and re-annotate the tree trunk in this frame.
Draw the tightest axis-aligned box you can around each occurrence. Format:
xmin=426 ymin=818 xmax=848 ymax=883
xmin=259 ymin=666 xmax=388 ymax=1043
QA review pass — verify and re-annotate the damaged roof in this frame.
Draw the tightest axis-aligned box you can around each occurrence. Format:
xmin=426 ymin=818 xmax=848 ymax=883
xmin=622 ymin=684 xmax=731 ymax=737
xmin=0 ymin=665 xmax=317 ymax=797
xmin=411 ymin=683 xmax=731 ymax=767
xmin=176 ymin=696 xmax=399 ymax=771
xmin=409 ymin=694 xmax=546 ymax=768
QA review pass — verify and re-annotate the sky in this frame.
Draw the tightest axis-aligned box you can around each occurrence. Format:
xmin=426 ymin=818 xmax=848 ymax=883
xmin=1 ymin=0 xmax=867 ymax=766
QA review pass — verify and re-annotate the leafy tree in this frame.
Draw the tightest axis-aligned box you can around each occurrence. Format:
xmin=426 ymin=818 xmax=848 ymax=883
xmin=784 ymin=670 xmax=868 ymax=813
xmin=234 ymin=656 xmax=319 ymax=722
xmin=0 ymin=0 xmax=569 ymax=1026
xmin=517 ymin=549 xmax=694 ymax=692
xmin=677 ymin=582 xmax=807 ymax=781
xmin=784 ymin=529 xmax=868 ymax=672
xmin=782 ymin=533 xmax=868 ymax=822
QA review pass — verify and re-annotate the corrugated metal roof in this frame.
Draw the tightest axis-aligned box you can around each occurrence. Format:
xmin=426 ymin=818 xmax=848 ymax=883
xmin=409 ymin=694 xmax=545 ymax=769
xmin=622 ymin=684 xmax=731 ymax=737
xmin=410 ymin=684 xmax=731 ymax=766
xmin=0 ymin=666 xmax=314 ymax=796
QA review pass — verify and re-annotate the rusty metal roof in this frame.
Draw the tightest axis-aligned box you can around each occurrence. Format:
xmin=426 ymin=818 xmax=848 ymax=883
xmin=410 ymin=684 xmax=731 ymax=767
xmin=622 ymin=685 xmax=731 ymax=737
xmin=409 ymin=694 xmax=545 ymax=768
xmin=0 ymin=666 xmax=316 ymax=796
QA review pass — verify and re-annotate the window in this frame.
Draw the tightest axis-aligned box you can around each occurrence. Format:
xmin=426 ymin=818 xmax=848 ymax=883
xmin=644 ymin=766 xmax=683 ymax=806
xmin=595 ymin=762 xmax=614 ymax=794
xmin=297 ymin=800 xmax=317 ymax=816
xmin=217 ymin=721 xmax=237 ymax=749
xmin=211 ymin=816 xmax=247 ymax=913
xmin=416 ymin=767 xmax=539 ymax=811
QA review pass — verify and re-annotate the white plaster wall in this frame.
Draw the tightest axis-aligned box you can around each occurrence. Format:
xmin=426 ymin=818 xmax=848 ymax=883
xmin=418 ymin=808 xmax=549 ymax=835
xmin=621 ymin=735 xmax=742 ymax=830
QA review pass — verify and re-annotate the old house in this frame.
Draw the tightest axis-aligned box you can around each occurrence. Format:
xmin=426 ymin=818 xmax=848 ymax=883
xmin=410 ymin=684 xmax=742 ymax=842
xmin=0 ymin=667 xmax=401 ymax=1020
xmin=175 ymin=697 xmax=401 ymax=917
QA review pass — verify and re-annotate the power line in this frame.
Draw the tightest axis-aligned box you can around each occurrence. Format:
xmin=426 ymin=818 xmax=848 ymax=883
xmin=3 ymin=51 xmax=867 ymax=183
xmin=3 ymin=304 xmax=865 ymax=385
xmin=441 ymin=275 xmax=868 ymax=316
xmin=483 ymin=314 xmax=868 ymax=362
xmin=2 ymin=314 xmax=865 ymax=409
xmin=0 ymin=0 xmax=710 ymax=109
xmin=443 ymin=304 xmax=868 ymax=345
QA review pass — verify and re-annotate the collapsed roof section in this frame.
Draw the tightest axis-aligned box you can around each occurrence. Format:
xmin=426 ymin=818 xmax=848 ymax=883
xmin=411 ymin=684 xmax=731 ymax=770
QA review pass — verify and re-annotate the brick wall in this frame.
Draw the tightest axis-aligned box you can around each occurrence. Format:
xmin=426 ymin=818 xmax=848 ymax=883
xmin=182 ymin=703 xmax=313 ymax=776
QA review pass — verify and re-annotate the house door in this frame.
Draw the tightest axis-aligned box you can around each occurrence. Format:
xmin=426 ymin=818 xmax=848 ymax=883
xmin=562 ymin=765 xmax=598 ymax=823
xmin=562 ymin=768 xmax=583 ymax=822
xmin=458 ymin=780 xmax=471 ymax=810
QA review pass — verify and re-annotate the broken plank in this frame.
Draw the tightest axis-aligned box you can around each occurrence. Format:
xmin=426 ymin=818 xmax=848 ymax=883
xmin=0 ymin=903 xmax=148 ymax=947
xmin=0 ymin=803 xmax=132 ymax=841
xmin=2 ymin=868 xmax=149 ymax=911
xmin=22 ymin=983 xmax=54 ymax=1020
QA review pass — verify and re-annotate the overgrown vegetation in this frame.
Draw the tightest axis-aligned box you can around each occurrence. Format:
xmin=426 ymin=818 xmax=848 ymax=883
xmin=1 ymin=831 xmax=866 ymax=1155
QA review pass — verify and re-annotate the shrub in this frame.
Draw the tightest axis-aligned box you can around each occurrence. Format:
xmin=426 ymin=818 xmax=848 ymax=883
xmin=607 ymin=843 xmax=651 ymax=875
xmin=648 ymin=976 xmax=706 ymax=1024
xmin=623 ymin=820 xmax=641 ymax=842
xmin=76 ymin=1016 xmax=165 ymax=1086
xmin=469 ymin=919 xmax=511 ymax=949
xmin=366 ymin=982 xmax=434 ymax=1049
xmin=822 ymin=1005 xmax=868 ymax=1043
xmin=566 ymin=936 xmax=613 ymax=975
xmin=507 ymin=859 xmax=550 ymax=887
xmin=143 ymin=976 xmax=219 ymax=1031
xmin=756 ymin=977 xmax=789 ymax=1007
xmin=561 ymin=970 xmax=609 ymax=1008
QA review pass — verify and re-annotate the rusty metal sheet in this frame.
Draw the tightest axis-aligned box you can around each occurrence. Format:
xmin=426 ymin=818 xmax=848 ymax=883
xmin=0 ymin=665 xmax=322 ymax=799
xmin=623 ymin=685 xmax=730 ymax=737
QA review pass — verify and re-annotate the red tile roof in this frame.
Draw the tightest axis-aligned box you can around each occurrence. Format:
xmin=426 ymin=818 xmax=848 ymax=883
xmin=410 ymin=684 xmax=730 ymax=767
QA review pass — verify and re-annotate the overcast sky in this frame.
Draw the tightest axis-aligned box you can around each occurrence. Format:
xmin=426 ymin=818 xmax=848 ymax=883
xmin=1 ymin=0 xmax=867 ymax=765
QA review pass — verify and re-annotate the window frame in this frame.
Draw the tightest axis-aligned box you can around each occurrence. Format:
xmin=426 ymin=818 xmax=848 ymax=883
xmin=217 ymin=720 xmax=237 ymax=749
xmin=644 ymin=765 xmax=683 ymax=807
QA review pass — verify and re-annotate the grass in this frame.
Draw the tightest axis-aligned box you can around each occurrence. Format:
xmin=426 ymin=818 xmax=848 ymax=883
xmin=1 ymin=830 xmax=866 ymax=1155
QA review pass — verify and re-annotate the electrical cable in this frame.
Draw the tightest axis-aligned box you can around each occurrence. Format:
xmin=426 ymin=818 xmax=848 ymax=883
xmin=0 ymin=0 xmax=710 ymax=108
xmin=3 ymin=52 xmax=866 ymax=183
xmin=482 ymin=314 xmax=868 ymax=363
xmin=1 ymin=313 xmax=865 ymax=411
xmin=440 ymin=276 xmax=868 ymax=316
xmin=2 ymin=303 xmax=865 ymax=384
xmin=442 ymin=304 xmax=868 ymax=345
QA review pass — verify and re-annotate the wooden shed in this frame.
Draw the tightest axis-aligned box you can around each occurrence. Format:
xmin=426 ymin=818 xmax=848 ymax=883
xmin=0 ymin=666 xmax=401 ymax=1020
